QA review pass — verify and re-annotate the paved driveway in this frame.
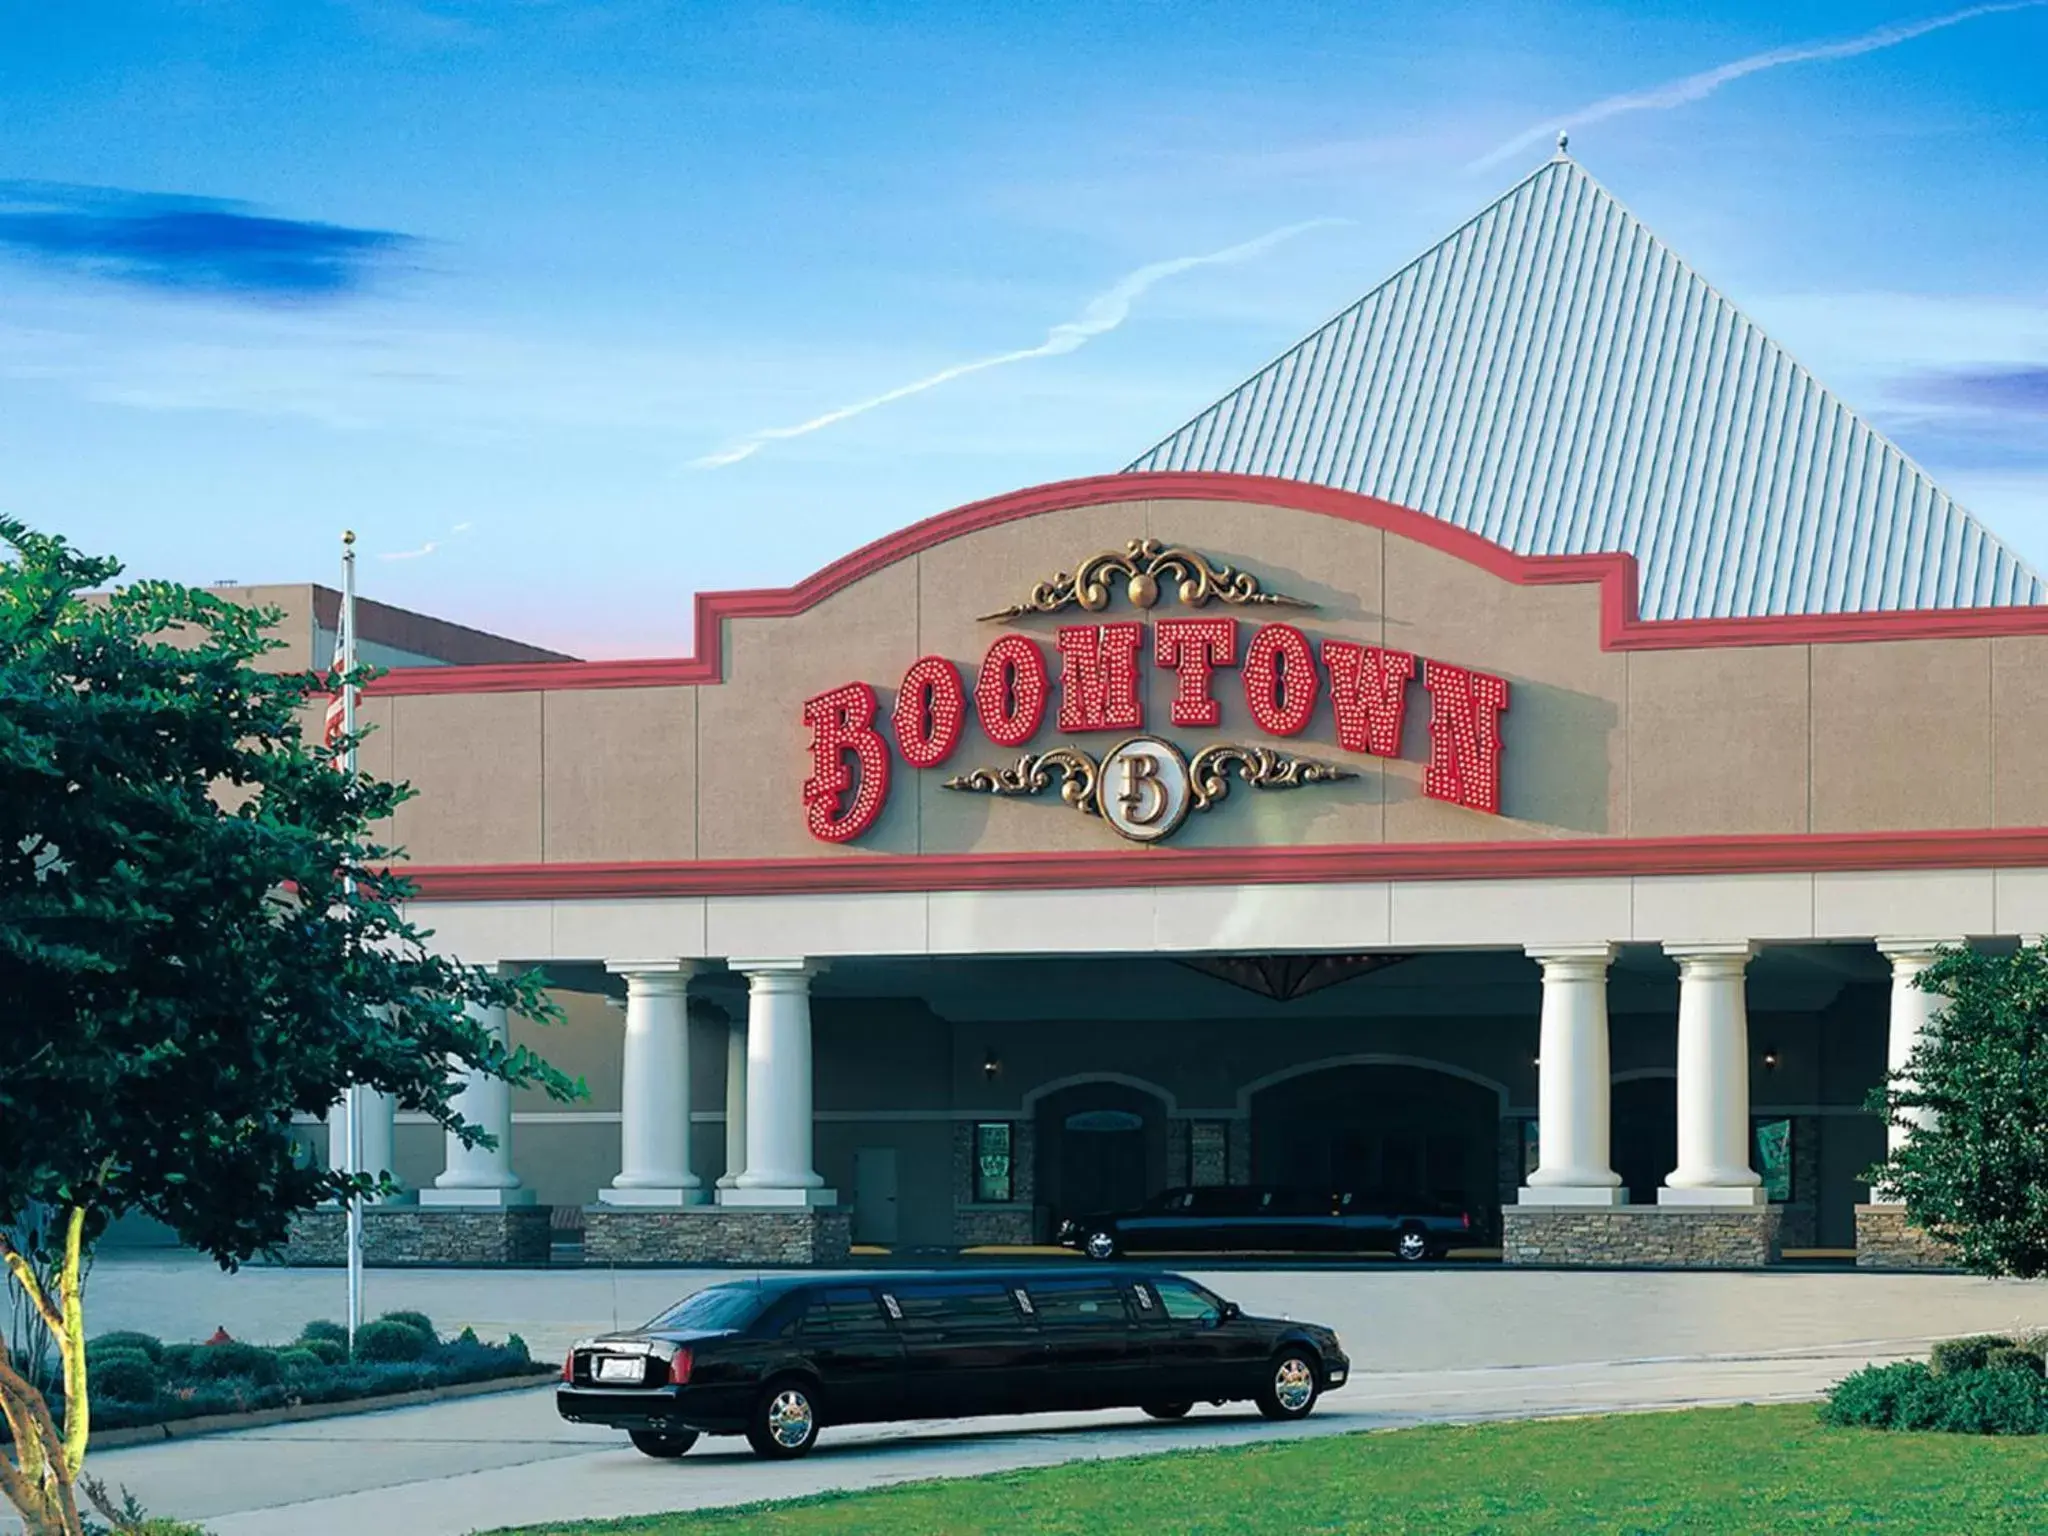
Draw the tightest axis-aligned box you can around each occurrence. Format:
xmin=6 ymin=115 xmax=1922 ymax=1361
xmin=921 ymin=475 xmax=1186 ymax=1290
xmin=58 ymin=1258 xmax=2048 ymax=1535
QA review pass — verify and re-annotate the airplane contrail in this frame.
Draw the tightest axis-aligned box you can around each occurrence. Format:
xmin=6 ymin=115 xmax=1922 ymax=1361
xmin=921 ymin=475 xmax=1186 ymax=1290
xmin=1470 ymin=1 xmax=2047 ymax=171
xmin=380 ymin=520 xmax=473 ymax=561
xmin=693 ymin=218 xmax=1348 ymax=469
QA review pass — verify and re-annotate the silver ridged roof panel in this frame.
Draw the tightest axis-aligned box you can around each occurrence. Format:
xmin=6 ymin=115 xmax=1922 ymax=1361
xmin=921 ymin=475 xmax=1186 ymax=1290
xmin=1129 ymin=157 xmax=2044 ymax=620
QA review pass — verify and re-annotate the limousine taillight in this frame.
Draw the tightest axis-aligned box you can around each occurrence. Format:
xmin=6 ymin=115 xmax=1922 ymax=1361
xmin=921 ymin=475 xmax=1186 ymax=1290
xmin=668 ymin=1347 xmax=693 ymax=1386
xmin=560 ymin=1350 xmax=573 ymax=1385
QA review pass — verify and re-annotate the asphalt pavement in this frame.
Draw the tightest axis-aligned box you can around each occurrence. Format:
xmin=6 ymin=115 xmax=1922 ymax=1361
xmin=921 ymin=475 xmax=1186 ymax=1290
xmin=46 ymin=1257 xmax=2048 ymax=1535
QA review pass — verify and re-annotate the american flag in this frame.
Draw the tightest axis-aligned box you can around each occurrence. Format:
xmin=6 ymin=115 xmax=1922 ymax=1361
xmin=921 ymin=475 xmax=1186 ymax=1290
xmin=322 ymin=625 xmax=347 ymax=756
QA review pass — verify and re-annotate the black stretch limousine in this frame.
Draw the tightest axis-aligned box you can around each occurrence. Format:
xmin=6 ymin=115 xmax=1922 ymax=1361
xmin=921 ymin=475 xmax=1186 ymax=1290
xmin=1058 ymin=1185 xmax=1474 ymax=1262
xmin=557 ymin=1269 xmax=1348 ymax=1460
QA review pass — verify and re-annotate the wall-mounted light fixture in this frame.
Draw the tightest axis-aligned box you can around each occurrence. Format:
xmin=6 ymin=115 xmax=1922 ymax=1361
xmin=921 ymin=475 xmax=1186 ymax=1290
xmin=1761 ymin=1047 xmax=1780 ymax=1071
xmin=983 ymin=1050 xmax=1002 ymax=1081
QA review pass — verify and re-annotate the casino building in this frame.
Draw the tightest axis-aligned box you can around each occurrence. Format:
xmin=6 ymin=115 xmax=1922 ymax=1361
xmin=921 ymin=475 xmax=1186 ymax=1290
xmin=285 ymin=152 xmax=2048 ymax=1270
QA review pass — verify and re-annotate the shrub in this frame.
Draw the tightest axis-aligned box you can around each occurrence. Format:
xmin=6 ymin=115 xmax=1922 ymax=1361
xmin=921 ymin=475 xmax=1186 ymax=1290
xmin=1824 ymin=1359 xmax=2048 ymax=1435
xmin=85 ymin=1346 xmax=155 ymax=1375
xmin=1931 ymin=1334 xmax=2013 ymax=1376
xmin=158 ymin=1344 xmax=199 ymax=1379
xmin=1931 ymin=1366 xmax=2048 ymax=1434
xmin=274 ymin=1348 xmax=326 ymax=1379
xmin=505 ymin=1332 xmax=530 ymax=1364
xmin=456 ymin=1325 xmax=479 ymax=1345
xmin=180 ymin=1341 xmax=281 ymax=1386
xmin=89 ymin=1354 xmax=160 ymax=1405
xmin=353 ymin=1319 xmax=431 ymax=1363
xmin=376 ymin=1310 xmax=436 ymax=1343
xmin=300 ymin=1336 xmax=348 ymax=1367
xmin=87 ymin=1330 xmax=164 ymax=1365
xmin=298 ymin=1319 xmax=349 ymax=1348
xmin=1822 ymin=1361 xmax=1938 ymax=1428
xmin=1986 ymin=1345 xmax=2046 ymax=1377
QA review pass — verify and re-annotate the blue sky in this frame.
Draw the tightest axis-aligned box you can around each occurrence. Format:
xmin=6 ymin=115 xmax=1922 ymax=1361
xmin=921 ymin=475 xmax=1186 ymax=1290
xmin=2 ymin=1 xmax=2044 ymax=657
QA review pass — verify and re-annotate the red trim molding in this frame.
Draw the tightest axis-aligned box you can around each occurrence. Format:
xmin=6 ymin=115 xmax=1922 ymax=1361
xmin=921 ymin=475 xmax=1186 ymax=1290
xmin=400 ymin=826 xmax=2048 ymax=902
xmin=368 ymin=473 xmax=2048 ymax=698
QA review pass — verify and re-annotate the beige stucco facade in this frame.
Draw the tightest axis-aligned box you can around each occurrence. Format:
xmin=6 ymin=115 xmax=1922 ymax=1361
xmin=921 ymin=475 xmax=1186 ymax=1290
xmin=364 ymin=492 xmax=2046 ymax=869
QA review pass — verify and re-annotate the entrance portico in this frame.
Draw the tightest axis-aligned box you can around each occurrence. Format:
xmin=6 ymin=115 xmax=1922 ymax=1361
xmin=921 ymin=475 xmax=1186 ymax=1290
xmin=364 ymin=870 xmax=2017 ymax=1268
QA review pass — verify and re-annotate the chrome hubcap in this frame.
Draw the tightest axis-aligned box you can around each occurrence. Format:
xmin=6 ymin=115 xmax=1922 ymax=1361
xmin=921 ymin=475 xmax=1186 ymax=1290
xmin=1087 ymin=1233 xmax=1115 ymax=1259
xmin=768 ymin=1389 xmax=814 ymax=1447
xmin=1399 ymin=1233 xmax=1426 ymax=1259
xmin=1274 ymin=1358 xmax=1314 ymax=1412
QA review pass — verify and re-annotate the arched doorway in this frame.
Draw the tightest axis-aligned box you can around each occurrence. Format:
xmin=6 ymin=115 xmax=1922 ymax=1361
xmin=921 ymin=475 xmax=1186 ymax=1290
xmin=1612 ymin=1075 xmax=1677 ymax=1205
xmin=1033 ymin=1081 xmax=1169 ymax=1236
xmin=1250 ymin=1063 xmax=1501 ymax=1230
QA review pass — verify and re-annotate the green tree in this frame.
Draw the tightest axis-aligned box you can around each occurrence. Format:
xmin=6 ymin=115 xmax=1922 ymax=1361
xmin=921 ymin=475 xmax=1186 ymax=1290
xmin=0 ymin=520 xmax=581 ymax=1534
xmin=1870 ymin=944 xmax=2048 ymax=1278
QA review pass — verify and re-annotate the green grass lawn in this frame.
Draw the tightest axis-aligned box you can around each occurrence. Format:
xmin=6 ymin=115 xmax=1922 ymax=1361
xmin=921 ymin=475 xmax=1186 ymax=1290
xmin=497 ymin=1403 xmax=2048 ymax=1535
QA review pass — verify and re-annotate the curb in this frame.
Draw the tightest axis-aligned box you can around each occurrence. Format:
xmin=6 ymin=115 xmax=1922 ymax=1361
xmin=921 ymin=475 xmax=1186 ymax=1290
xmin=90 ymin=1368 xmax=558 ymax=1449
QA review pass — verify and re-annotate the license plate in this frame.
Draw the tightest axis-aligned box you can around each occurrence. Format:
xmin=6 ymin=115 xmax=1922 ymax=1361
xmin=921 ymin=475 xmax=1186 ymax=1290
xmin=595 ymin=1356 xmax=644 ymax=1384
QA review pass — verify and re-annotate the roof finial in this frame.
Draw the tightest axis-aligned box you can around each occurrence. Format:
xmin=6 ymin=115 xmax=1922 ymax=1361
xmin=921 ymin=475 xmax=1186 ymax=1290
xmin=1556 ymin=130 xmax=1570 ymax=157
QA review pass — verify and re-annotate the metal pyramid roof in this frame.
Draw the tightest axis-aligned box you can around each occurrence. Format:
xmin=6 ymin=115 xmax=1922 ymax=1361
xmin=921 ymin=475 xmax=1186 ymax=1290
xmin=1128 ymin=156 xmax=2043 ymax=621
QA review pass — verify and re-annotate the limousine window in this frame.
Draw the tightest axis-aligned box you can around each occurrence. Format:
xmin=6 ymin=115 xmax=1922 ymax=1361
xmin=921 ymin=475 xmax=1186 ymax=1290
xmin=645 ymin=1284 xmax=766 ymax=1333
xmin=797 ymin=1287 xmax=886 ymax=1335
xmin=1154 ymin=1279 xmax=1221 ymax=1325
xmin=889 ymin=1281 xmax=1021 ymax=1331
xmin=1026 ymin=1279 xmax=1127 ymax=1325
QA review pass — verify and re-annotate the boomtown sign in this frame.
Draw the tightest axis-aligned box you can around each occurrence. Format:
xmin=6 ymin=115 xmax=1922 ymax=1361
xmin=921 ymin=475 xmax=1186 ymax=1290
xmin=800 ymin=539 xmax=1510 ymax=844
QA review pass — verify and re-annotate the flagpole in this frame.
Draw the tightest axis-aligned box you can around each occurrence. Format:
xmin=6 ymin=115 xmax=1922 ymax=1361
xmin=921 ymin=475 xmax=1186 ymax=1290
xmin=341 ymin=529 xmax=364 ymax=1352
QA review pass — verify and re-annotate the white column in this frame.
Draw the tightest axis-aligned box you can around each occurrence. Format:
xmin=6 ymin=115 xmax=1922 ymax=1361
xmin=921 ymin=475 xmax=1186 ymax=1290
xmin=719 ymin=959 xmax=836 ymax=1208
xmin=1519 ymin=944 xmax=1625 ymax=1206
xmin=600 ymin=961 xmax=704 ymax=1207
xmin=1876 ymin=938 xmax=1962 ymax=1166
xmin=420 ymin=999 xmax=535 ymax=1207
xmin=326 ymin=1089 xmax=406 ymax=1203
xmin=717 ymin=1016 xmax=748 ymax=1190
xmin=1660 ymin=941 xmax=1764 ymax=1206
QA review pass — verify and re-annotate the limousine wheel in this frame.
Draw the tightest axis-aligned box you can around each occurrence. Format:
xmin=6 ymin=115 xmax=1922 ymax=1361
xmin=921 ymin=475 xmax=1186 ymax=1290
xmin=628 ymin=1428 xmax=699 ymax=1459
xmin=746 ymin=1378 xmax=821 ymax=1459
xmin=1395 ymin=1228 xmax=1431 ymax=1263
xmin=1142 ymin=1402 xmax=1193 ymax=1420
xmin=1256 ymin=1352 xmax=1320 ymax=1421
xmin=1084 ymin=1231 xmax=1118 ymax=1260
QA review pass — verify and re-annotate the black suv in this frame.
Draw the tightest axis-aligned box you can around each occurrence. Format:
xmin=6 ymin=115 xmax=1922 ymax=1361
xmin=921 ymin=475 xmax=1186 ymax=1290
xmin=557 ymin=1268 xmax=1348 ymax=1459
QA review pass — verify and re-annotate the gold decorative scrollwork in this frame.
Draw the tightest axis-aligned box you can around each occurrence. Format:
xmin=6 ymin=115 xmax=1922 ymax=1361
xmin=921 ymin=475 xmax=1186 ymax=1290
xmin=943 ymin=746 xmax=1101 ymax=813
xmin=1188 ymin=743 xmax=1356 ymax=811
xmin=944 ymin=737 xmax=1354 ymax=837
xmin=978 ymin=538 xmax=1313 ymax=621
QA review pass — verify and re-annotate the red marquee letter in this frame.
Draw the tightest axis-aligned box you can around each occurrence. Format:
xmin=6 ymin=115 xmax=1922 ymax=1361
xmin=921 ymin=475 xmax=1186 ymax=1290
xmin=975 ymin=635 xmax=1048 ymax=747
xmin=803 ymin=682 xmax=890 ymax=843
xmin=1155 ymin=617 xmax=1236 ymax=728
xmin=1422 ymin=660 xmax=1509 ymax=814
xmin=1324 ymin=642 xmax=1415 ymax=756
xmin=892 ymin=656 xmax=966 ymax=769
xmin=1243 ymin=623 xmax=1317 ymax=737
xmin=1056 ymin=622 xmax=1144 ymax=732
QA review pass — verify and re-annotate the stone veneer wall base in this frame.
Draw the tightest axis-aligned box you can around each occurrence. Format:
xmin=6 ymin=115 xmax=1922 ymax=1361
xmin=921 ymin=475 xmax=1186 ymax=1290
xmin=284 ymin=1206 xmax=553 ymax=1267
xmin=1854 ymin=1203 xmax=1961 ymax=1270
xmin=1502 ymin=1204 xmax=1784 ymax=1268
xmin=953 ymin=1207 xmax=1036 ymax=1246
xmin=582 ymin=1206 xmax=852 ymax=1266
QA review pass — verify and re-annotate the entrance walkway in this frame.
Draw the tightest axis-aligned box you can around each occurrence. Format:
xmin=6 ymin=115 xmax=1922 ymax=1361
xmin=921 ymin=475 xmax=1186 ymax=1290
xmin=56 ymin=1256 xmax=2048 ymax=1534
